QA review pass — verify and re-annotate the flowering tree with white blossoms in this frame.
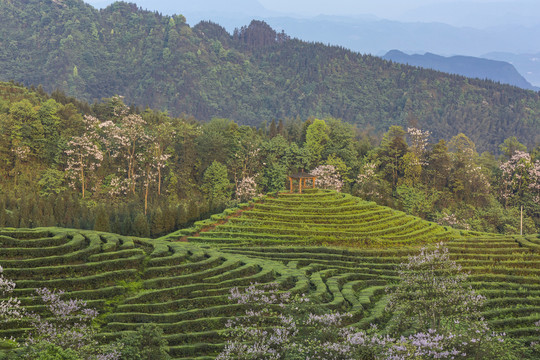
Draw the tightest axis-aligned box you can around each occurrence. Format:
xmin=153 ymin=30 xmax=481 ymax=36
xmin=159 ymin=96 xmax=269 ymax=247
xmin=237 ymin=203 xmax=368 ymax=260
xmin=500 ymin=150 xmax=540 ymax=206
xmin=65 ymin=134 xmax=103 ymax=199
xmin=386 ymin=243 xmax=486 ymax=332
xmin=115 ymin=113 xmax=151 ymax=194
xmin=1 ymin=266 xmax=120 ymax=359
xmin=385 ymin=243 xmax=512 ymax=359
xmin=407 ymin=127 xmax=430 ymax=161
xmin=218 ymin=244 xmax=516 ymax=360
xmin=0 ymin=265 xmax=22 ymax=322
xmin=216 ymin=283 xmax=377 ymax=360
xmin=436 ymin=211 xmax=471 ymax=230
xmin=141 ymin=143 xmax=171 ymax=214
xmin=235 ymin=176 xmax=258 ymax=202
xmin=312 ymin=165 xmax=343 ymax=192
xmin=356 ymin=161 xmax=384 ymax=200
xmin=21 ymin=287 xmax=121 ymax=359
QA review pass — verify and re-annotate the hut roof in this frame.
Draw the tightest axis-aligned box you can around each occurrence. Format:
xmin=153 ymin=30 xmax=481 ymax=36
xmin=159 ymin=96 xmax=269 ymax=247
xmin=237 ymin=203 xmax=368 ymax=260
xmin=289 ymin=171 xmax=317 ymax=179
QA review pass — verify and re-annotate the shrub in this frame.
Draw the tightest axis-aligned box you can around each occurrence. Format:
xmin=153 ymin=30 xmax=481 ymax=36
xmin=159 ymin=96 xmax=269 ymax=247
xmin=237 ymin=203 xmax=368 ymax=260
xmin=116 ymin=323 xmax=170 ymax=360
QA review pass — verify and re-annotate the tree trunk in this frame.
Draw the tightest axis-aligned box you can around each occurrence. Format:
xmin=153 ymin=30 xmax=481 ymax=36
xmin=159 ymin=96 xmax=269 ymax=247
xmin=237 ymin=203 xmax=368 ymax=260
xmin=80 ymin=155 xmax=85 ymax=199
xmin=145 ymin=182 xmax=149 ymax=215
xmin=158 ymin=167 xmax=161 ymax=196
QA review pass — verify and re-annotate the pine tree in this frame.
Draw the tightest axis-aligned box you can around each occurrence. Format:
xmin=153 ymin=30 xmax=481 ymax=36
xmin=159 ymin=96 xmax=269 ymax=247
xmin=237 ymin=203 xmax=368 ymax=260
xmin=176 ymin=203 xmax=187 ymax=227
xmin=0 ymin=206 xmax=6 ymax=227
xmin=269 ymin=119 xmax=277 ymax=138
xmin=110 ymin=213 xmax=121 ymax=235
xmin=54 ymin=195 xmax=66 ymax=226
xmin=94 ymin=205 xmax=110 ymax=232
xmin=19 ymin=195 xmax=31 ymax=228
xmin=163 ymin=205 xmax=175 ymax=234
xmin=121 ymin=216 xmax=133 ymax=236
xmin=201 ymin=161 xmax=231 ymax=210
xmin=277 ymin=119 xmax=284 ymax=137
xmin=187 ymin=200 xmax=199 ymax=222
xmin=42 ymin=199 xmax=55 ymax=227
xmin=133 ymin=212 xmax=150 ymax=237
xmin=151 ymin=207 xmax=165 ymax=237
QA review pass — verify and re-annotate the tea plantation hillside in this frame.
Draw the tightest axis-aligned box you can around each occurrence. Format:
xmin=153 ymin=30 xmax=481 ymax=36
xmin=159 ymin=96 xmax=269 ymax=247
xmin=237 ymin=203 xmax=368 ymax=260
xmin=0 ymin=227 xmax=310 ymax=358
xmin=184 ymin=190 xmax=454 ymax=247
xmin=1 ymin=190 xmax=539 ymax=358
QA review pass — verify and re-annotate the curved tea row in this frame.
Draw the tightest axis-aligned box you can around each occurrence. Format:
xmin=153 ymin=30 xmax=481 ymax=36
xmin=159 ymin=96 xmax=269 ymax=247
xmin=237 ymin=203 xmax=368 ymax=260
xmin=219 ymin=233 xmax=540 ymax=344
xmin=0 ymin=228 xmax=307 ymax=359
xmin=1 ymin=191 xmax=539 ymax=358
xmin=189 ymin=190 xmax=454 ymax=247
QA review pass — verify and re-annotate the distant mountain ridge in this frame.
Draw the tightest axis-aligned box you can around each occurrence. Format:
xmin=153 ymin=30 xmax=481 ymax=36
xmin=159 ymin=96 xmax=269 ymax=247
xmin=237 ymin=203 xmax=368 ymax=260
xmin=0 ymin=0 xmax=539 ymax=152
xmin=85 ymin=1 xmax=540 ymax=88
xmin=483 ymin=51 xmax=540 ymax=88
xmin=383 ymin=50 xmax=538 ymax=91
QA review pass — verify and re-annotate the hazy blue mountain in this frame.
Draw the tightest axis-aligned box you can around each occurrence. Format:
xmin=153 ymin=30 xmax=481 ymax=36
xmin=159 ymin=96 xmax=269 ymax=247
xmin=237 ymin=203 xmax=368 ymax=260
xmin=383 ymin=50 xmax=538 ymax=91
xmin=260 ymin=16 xmax=540 ymax=57
xmin=483 ymin=52 xmax=540 ymax=87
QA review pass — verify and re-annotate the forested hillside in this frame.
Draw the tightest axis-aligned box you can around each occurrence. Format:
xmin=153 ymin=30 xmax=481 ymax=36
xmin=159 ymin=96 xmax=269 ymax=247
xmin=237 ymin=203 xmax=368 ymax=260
xmin=0 ymin=82 xmax=539 ymax=239
xmin=0 ymin=0 xmax=539 ymax=152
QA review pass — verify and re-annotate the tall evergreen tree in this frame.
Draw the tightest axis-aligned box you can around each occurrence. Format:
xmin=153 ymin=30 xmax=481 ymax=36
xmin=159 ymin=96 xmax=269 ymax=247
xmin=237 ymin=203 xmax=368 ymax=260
xmin=132 ymin=213 xmax=150 ymax=238
xmin=94 ymin=205 xmax=110 ymax=232
xmin=201 ymin=161 xmax=231 ymax=210
xmin=269 ymin=120 xmax=277 ymax=138
xmin=151 ymin=207 xmax=165 ymax=237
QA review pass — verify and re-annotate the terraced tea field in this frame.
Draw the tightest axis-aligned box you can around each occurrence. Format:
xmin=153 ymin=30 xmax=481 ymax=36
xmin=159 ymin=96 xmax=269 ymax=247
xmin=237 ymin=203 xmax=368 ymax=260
xmin=1 ymin=190 xmax=539 ymax=358
xmin=186 ymin=190 xmax=454 ymax=246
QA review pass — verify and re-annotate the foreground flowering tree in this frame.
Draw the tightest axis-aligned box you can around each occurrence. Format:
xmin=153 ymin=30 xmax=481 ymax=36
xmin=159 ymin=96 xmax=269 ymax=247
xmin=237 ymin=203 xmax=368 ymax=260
xmin=0 ymin=265 xmax=22 ymax=322
xmin=218 ymin=244 xmax=518 ymax=360
xmin=216 ymin=283 xmax=375 ymax=360
xmin=0 ymin=265 xmax=120 ymax=359
xmin=22 ymin=287 xmax=120 ymax=359
xmin=385 ymin=243 xmax=514 ymax=359
xmin=1 ymin=265 xmax=23 ymax=351
xmin=386 ymin=243 xmax=485 ymax=332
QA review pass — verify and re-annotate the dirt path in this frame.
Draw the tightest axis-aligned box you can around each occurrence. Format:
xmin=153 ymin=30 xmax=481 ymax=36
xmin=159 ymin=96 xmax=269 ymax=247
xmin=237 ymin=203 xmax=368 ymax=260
xmin=178 ymin=204 xmax=255 ymax=242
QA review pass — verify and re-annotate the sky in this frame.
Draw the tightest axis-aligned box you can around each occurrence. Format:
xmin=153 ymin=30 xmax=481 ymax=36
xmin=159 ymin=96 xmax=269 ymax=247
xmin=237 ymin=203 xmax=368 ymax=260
xmin=257 ymin=0 xmax=490 ymax=17
xmin=85 ymin=0 xmax=530 ymax=26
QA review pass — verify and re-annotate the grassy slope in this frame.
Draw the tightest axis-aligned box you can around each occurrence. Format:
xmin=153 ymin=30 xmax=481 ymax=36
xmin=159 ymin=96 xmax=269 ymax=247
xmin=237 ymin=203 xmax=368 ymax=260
xmin=1 ymin=190 xmax=539 ymax=358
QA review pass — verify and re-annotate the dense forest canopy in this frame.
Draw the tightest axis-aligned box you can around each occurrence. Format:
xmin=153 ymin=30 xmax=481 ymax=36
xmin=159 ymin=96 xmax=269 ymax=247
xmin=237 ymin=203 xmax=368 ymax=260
xmin=0 ymin=81 xmax=538 ymax=238
xmin=0 ymin=0 xmax=539 ymax=153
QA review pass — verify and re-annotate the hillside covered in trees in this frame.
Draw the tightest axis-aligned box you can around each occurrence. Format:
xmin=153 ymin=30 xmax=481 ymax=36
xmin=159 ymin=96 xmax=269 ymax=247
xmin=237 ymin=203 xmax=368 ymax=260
xmin=0 ymin=0 xmax=539 ymax=153
xmin=0 ymin=81 xmax=538 ymax=239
